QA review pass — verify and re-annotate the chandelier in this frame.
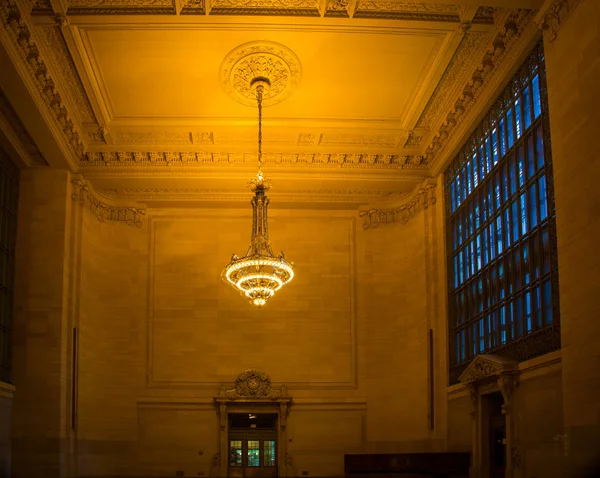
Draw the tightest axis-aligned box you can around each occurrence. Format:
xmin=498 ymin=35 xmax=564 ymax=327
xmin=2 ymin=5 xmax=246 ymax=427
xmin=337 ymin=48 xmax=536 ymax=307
xmin=222 ymin=77 xmax=295 ymax=308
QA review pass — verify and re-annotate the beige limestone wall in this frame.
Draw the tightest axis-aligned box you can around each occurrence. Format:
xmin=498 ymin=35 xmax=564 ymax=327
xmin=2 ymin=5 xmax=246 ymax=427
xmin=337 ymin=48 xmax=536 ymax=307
xmin=287 ymin=407 xmax=365 ymax=476
xmin=136 ymin=405 xmax=217 ymax=476
xmin=76 ymin=211 xmax=147 ymax=476
xmin=365 ymin=210 xmax=437 ymax=451
xmin=517 ymin=359 xmax=564 ymax=478
xmin=11 ymin=168 xmax=74 ymax=478
xmin=72 ymin=206 xmax=370 ymax=476
xmin=148 ymin=210 xmax=357 ymax=389
xmin=543 ymin=0 xmax=600 ymax=474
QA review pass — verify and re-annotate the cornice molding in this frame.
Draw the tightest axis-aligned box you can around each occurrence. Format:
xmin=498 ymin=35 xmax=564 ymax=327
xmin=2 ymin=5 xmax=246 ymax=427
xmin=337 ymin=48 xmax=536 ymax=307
xmin=80 ymin=151 xmax=429 ymax=170
xmin=35 ymin=24 xmax=97 ymax=125
xmin=66 ymin=0 xmax=176 ymax=15
xmin=424 ymin=8 xmax=537 ymax=170
xmin=71 ymin=176 xmax=146 ymax=227
xmin=0 ymin=0 xmax=85 ymax=168
xmin=416 ymin=30 xmax=491 ymax=130
xmin=209 ymin=0 xmax=320 ymax=17
xmin=534 ymin=0 xmax=584 ymax=42
xmin=97 ymin=186 xmax=409 ymax=204
xmin=353 ymin=1 xmax=464 ymax=22
xmin=359 ymin=180 xmax=436 ymax=230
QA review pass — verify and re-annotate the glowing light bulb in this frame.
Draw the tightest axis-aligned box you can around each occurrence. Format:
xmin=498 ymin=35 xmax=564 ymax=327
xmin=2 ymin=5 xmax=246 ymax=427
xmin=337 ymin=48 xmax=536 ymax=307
xmin=253 ymin=298 xmax=266 ymax=307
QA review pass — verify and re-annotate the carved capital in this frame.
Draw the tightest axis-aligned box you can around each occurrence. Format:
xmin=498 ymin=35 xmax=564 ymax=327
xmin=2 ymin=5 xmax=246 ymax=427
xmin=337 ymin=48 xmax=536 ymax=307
xmin=536 ymin=0 xmax=583 ymax=42
xmin=497 ymin=374 xmax=518 ymax=411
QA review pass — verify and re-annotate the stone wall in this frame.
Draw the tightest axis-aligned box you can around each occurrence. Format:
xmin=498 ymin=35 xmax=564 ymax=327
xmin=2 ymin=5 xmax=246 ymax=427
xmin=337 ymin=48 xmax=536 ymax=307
xmin=76 ymin=210 xmax=147 ymax=476
xmin=11 ymin=169 xmax=74 ymax=478
xmin=72 ymin=206 xmax=371 ymax=476
xmin=543 ymin=0 xmax=600 ymax=474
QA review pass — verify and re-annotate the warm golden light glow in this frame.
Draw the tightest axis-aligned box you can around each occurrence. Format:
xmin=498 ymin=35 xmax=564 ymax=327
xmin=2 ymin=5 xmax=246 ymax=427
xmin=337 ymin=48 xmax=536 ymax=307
xmin=222 ymin=79 xmax=294 ymax=308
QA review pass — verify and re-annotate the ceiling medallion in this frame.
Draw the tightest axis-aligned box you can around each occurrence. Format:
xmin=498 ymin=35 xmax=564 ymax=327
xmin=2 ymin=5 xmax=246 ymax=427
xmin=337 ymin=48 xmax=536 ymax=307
xmin=220 ymin=41 xmax=302 ymax=107
xmin=222 ymin=75 xmax=295 ymax=308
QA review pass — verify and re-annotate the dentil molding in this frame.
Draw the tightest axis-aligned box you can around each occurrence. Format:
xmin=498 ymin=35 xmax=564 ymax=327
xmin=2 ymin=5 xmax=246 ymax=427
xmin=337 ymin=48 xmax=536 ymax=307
xmin=0 ymin=0 xmax=86 ymax=167
xmin=80 ymin=151 xmax=429 ymax=169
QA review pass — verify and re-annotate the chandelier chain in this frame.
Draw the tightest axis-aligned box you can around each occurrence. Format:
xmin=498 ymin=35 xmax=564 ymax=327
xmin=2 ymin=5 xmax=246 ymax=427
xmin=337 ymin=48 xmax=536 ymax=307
xmin=256 ymin=85 xmax=264 ymax=174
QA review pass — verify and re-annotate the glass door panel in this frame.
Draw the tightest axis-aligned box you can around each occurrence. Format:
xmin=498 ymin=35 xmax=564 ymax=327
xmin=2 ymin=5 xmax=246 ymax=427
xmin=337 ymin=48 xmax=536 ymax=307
xmin=229 ymin=440 xmax=243 ymax=467
xmin=263 ymin=441 xmax=276 ymax=467
xmin=247 ymin=440 xmax=260 ymax=467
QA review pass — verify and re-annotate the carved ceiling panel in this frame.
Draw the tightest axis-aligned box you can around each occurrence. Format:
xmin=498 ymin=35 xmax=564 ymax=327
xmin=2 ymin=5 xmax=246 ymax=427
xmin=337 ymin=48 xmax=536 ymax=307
xmin=0 ymin=0 xmax=545 ymax=205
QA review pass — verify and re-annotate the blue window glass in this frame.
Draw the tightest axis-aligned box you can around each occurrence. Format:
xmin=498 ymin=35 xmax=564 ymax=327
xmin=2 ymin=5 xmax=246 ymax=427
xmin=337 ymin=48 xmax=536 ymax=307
xmin=523 ymin=86 xmax=532 ymax=130
xmin=532 ymin=74 xmax=541 ymax=118
xmin=536 ymin=126 xmax=545 ymax=170
xmin=515 ymin=97 xmax=522 ymax=139
xmin=499 ymin=118 xmax=506 ymax=158
xmin=529 ymin=183 xmax=538 ymax=228
xmin=539 ymin=176 xmax=548 ymax=221
xmin=445 ymin=42 xmax=559 ymax=384
xmin=507 ymin=107 xmax=515 ymax=148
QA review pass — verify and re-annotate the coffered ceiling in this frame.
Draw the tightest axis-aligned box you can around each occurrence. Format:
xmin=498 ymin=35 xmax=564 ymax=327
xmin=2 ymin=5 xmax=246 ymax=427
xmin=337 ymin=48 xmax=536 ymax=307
xmin=0 ymin=0 xmax=543 ymax=207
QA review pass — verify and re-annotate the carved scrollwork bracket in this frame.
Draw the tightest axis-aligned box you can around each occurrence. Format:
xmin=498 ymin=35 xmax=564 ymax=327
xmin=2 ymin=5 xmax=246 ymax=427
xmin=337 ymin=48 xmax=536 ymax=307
xmin=71 ymin=178 xmax=146 ymax=228
xmin=360 ymin=183 xmax=436 ymax=230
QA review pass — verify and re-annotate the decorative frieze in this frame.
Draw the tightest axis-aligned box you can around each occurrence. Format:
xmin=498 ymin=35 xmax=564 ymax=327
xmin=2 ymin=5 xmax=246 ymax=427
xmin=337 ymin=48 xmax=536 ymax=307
xmin=423 ymin=9 xmax=536 ymax=166
xmin=0 ymin=0 xmax=86 ymax=166
xmin=71 ymin=178 xmax=146 ymax=227
xmin=354 ymin=1 xmax=464 ymax=22
xmin=209 ymin=0 xmax=320 ymax=17
xmin=66 ymin=0 xmax=176 ymax=15
xmin=81 ymin=150 xmax=428 ymax=169
xmin=36 ymin=25 xmax=97 ymax=125
xmin=360 ymin=183 xmax=436 ymax=230
xmin=416 ymin=31 xmax=489 ymax=129
xmin=318 ymin=133 xmax=399 ymax=148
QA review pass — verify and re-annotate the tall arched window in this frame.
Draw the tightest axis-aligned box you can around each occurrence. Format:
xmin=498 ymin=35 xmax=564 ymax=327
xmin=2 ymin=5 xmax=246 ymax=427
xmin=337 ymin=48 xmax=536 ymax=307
xmin=445 ymin=42 xmax=560 ymax=384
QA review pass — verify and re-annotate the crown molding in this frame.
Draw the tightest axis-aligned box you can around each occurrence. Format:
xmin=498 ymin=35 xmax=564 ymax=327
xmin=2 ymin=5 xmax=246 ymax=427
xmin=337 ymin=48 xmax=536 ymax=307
xmin=534 ymin=0 xmax=584 ymax=42
xmin=359 ymin=178 xmax=436 ymax=229
xmin=0 ymin=0 xmax=85 ymax=170
xmin=79 ymin=150 xmax=430 ymax=170
xmin=71 ymin=174 xmax=146 ymax=226
xmin=423 ymin=8 xmax=538 ymax=172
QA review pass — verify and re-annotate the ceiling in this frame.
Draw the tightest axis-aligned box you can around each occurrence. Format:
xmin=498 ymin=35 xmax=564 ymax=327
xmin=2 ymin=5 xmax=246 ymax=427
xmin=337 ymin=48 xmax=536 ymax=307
xmin=0 ymin=0 xmax=543 ymax=208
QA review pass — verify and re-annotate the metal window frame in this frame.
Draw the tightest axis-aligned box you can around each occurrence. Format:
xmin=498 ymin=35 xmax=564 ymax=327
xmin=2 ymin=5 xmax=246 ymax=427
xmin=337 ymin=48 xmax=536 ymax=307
xmin=0 ymin=147 xmax=19 ymax=384
xmin=445 ymin=42 xmax=560 ymax=385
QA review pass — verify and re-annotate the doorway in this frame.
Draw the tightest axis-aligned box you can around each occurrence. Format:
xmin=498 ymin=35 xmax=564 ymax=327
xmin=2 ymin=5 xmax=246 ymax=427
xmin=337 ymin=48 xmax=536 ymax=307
xmin=488 ymin=392 xmax=506 ymax=478
xmin=228 ymin=413 xmax=278 ymax=478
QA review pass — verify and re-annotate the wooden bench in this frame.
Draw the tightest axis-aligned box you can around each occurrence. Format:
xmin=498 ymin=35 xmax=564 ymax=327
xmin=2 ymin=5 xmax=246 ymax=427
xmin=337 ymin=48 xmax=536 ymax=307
xmin=345 ymin=453 xmax=470 ymax=478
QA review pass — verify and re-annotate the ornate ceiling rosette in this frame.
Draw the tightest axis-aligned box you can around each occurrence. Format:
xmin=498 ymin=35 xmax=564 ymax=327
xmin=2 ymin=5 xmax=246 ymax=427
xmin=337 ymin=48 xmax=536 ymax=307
xmin=220 ymin=41 xmax=302 ymax=107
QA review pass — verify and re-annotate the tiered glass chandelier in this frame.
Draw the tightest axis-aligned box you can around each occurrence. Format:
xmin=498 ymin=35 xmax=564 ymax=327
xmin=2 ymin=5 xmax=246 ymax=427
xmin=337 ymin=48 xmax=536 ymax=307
xmin=222 ymin=77 xmax=295 ymax=308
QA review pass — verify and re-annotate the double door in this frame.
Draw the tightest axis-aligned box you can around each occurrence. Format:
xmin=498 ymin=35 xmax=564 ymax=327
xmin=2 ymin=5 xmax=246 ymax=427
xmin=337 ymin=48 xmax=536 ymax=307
xmin=228 ymin=414 xmax=277 ymax=478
